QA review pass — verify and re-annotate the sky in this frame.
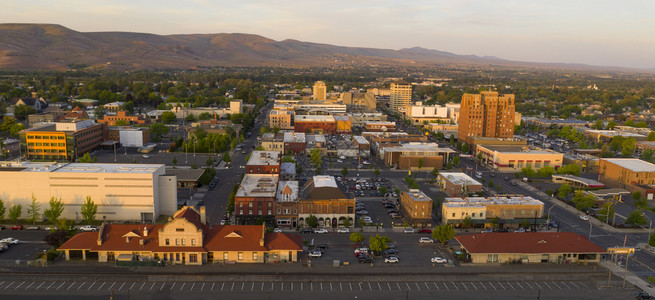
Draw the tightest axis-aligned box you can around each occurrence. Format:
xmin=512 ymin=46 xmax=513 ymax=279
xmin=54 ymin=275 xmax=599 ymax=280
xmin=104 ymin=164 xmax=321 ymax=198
xmin=2 ymin=0 xmax=654 ymax=69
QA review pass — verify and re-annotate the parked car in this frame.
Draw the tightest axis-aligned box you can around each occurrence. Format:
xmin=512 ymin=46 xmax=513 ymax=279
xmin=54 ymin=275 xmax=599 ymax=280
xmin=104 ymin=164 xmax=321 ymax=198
xmin=273 ymin=228 xmax=282 ymax=233
xmin=79 ymin=225 xmax=98 ymax=232
xmin=26 ymin=226 xmax=40 ymax=230
xmin=481 ymin=228 xmax=493 ymax=233
xmin=308 ymin=250 xmax=322 ymax=258
xmin=362 ymin=216 xmax=373 ymax=223
xmin=314 ymin=228 xmax=328 ymax=234
xmin=403 ymin=228 xmax=415 ymax=234
xmin=0 ymin=238 xmax=19 ymax=245
xmin=514 ymin=228 xmax=526 ymax=233
xmin=431 ymin=257 xmax=447 ymax=264
xmin=418 ymin=228 xmax=432 ymax=233
xmin=383 ymin=249 xmax=398 ymax=256
xmin=579 ymin=215 xmax=589 ymax=221
xmin=384 ymin=256 xmax=399 ymax=263
xmin=45 ymin=226 xmax=58 ymax=231
xmin=354 ymin=247 xmax=370 ymax=255
xmin=419 ymin=237 xmax=434 ymax=244
xmin=356 ymin=210 xmax=368 ymax=215
xmin=301 ymin=228 xmax=314 ymax=234
xmin=318 ymin=244 xmax=328 ymax=250
xmin=337 ymin=228 xmax=350 ymax=233
xmin=10 ymin=225 xmax=23 ymax=230
xmin=389 ymin=213 xmax=401 ymax=219
xmin=358 ymin=256 xmax=373 ymax=263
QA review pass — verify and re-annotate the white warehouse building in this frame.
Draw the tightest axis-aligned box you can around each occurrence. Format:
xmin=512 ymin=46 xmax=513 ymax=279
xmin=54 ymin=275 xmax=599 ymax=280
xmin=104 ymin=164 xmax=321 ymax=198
xmin=0 ymin=162 xmax=177 ymax=222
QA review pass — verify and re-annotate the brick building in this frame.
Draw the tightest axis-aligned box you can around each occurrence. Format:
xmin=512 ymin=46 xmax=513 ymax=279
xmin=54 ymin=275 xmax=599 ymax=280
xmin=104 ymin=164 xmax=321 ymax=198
xmin=400 ymin=189 xmax=433 ymax=226
xmin=437 ymin=172 xmax=483 ymax=197
xmin=598 ymin=158 xmax=655 ymax=192
xmin=458 ymin=91 xmax=515 ymax=144
xmin=235 ymin=174 xmax=279 ymax=226
xmin=98 ymin=110 xmax=149 ymax=126
xmin=246 ymin=151 xmax=281 ymax=174
xmin=294 ymin=115 xmax=336 ymax=134
xmin=284 ymin=132 xmax=306 ymax=155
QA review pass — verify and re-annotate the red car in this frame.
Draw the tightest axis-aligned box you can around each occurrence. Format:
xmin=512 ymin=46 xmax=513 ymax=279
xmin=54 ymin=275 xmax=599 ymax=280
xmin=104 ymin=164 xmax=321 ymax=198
xmin=10 ymin=225 xmax=23 ymax=230
xmin=418 ymin=228 xmax=432 ymax=233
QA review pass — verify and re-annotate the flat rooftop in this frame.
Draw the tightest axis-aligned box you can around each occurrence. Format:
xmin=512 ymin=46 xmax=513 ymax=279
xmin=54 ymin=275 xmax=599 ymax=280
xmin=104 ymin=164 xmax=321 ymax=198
xmin=165 ymin=168 xmax=206 ymax=181
xmin=312 ymin=175 xmax=338 ymax=188
xmin=404 ymin=189 xmax=431 ymax=202
xmin=552 ymin=174 xmax=604 ymax=187
xmin=284 ymin=132 xmax=306 ymax=143
xmin=480 ymin=144 xmax=558 ymax=155
xmin=585 ymin=130 xmax=646 ymax=138
xmin=294 ymin=115 xmax=335 ymax=122
xmin=385 ymin=143 xmax=456 ymax=153
xmin=0 ymin=162 xmax=163 ymax=174
xmin=236 ymin=174 xmax=279 ymax=198
xmin=444 ymin=196 xmax=543 ymax=208
xmin=602 ymin=158 xmax=655 ymax=172
xmin=439 ymin=172 xmax=482 ymax=186
xmin=246 ymin=151 xmax=281 ymax=166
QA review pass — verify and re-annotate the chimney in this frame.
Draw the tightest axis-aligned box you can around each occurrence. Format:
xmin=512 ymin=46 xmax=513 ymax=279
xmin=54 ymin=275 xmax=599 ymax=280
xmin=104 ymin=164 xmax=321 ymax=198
xmin=143 ymin=226 xmax=148 ymax=236
xmin=139 ymin=239 xmax=145 ymax=246
xmin=260 ymin=223 xmax=265 ymax=247
xmin=96 ymin=223 xmax=106 ymax=246
xmin=200 ymin=206 xmax=206 ymax=225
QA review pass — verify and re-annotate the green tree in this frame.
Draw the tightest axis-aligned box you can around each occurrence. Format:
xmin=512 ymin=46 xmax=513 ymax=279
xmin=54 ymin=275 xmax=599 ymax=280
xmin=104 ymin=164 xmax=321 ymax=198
xmin=537 ymin=166 xmax=556 ymax=177
xmin=597 ymin=202 xmax=615 ymax=223
xmin=79 ymin=152 xmax=94 ymax=163
xmin=80 ymin=196 xmax=98 ymax=223
xmin=453 ymin=156 xmax=460 ymax=166
xmin=432 ymin=224 xmax=455 ymax=245
xmin=520 ymin=166 xmax=536 ymax=177
xmin=369 ymin=234 xmax=392 ymax=254
xmin=223 ymin=152 xmax=231 ymax=163
xmin=461 ymin=143 xmax=469 ymax=153
xmin=8 ymin=204 xmax=22 ymax=223
xmin=27 ymin=193 xmax=41 ymax=223
xmin=172 ymin=157 xmax=177 ymax=165
xmin=607 ymin=121 xmax=616 ymax=130
xmin=592 ymin=119 xmax=604 ymax=130
xmin=418 ymin=158 xmax=423 ymax=169
xmin=43 ymin=197 xmax=64 ymax=224
xmin=114 ymin=120 xmax=130 ymax=126
xmin=572 ymin=190 xmax=596 ymax=211
xmin=374 ymin=168 xmax=380 ymax=177
xmin=0 ymin=199 xmax=5 ymax=220
xmin=557 ymin=164 xmax=581 ymax=176
xmin=341 ymin=167 xmax=349 ymax=177
xmin=520 ymin=219 xmax=530 ymax=229
xmin=349 ymin=232 xmax=365 ymax=244
xmin=642 ymin=149 xmax=655 ymax=161
xmin=431 ymin=167 xmax=439 ymax=177
xmin=625 ymin=209 xmax=647 ymax=226
xmin=379 ymin=186 xmax=388 ymax=195
xmin=309 ymin=148 xmax=322 ymax=169
xmin=161 ymin=111 xmax=177 ymax=124
xmin=461 ymin=216 xmax=473 ymax=229
xmin=490 ymin=216 xmax=500 ymax=229
xmin=306 ymin=215 xmax=319 ymax=228
xmin=342 ymin=218 xmax=351 ymax=228
xmin=149 ymin=123 xmax=170 ymax=141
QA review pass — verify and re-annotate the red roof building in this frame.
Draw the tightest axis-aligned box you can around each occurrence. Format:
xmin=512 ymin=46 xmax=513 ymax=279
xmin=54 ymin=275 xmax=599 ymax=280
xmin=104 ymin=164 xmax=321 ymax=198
xmin=58 ymin=206 xmax=302 ymax=265
xmin=456 ymin=232 xmax=605 ymax=264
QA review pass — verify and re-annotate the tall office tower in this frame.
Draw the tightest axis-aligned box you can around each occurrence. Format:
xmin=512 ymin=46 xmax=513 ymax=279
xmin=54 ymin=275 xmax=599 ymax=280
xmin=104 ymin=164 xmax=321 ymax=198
xmin=389 ymin=81 xmax=412 ymax=111
xmin=312 ymin=81 xmax=327 ymax=101
xmin=457 ymin=91 xmax=515 ymax=144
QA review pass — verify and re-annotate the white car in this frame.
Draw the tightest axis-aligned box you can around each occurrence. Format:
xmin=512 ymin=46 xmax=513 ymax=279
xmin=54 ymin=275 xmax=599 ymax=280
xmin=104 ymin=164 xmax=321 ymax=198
xmin=403 ymin=228 xmax=415 ymax=234
xmin=0 ymin=238 xmax=19 ymax=245
xmin=431 ymin=257 xmax=447 ymax=264
xmin=384 ymin=256 xmax=399 ymax=263
xmin=45 ymin=226 xmax=58 ymax=231
xmin=142 ymin=154 xmax=150 ymax=159
xmin=79 ymin=225 xmax=98 ymax=232
xmin=419 ymin=237 xmax=434 ymax=244
xmin=337 ymin=228 xmax=350 ymax=233
xmin=273 ymin=228 xmax=282 ymax=233
xmin=579 ymin=215 xmax=589 ymax=221
xmin=314 ymin=228 xmax=328 ymax=234
xmin=363 ymin=217 xmax=373 ymax=223
xmin=308 ymin=250 xmax=322 ymax=258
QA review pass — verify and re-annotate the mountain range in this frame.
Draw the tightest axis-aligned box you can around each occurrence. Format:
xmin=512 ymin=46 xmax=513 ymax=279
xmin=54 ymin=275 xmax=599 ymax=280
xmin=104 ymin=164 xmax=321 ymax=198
xmin=0 ymin=23 xmax=641 ymax=72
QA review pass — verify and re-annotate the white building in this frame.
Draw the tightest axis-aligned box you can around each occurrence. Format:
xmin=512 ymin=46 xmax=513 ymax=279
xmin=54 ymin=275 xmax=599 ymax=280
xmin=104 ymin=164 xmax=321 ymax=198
xmin=0 ymin=162 xmax=177 ymax=222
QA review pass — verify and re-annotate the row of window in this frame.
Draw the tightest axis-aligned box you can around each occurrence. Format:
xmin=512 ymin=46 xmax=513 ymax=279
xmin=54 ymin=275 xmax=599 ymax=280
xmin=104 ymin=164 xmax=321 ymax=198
xmin=27 ymin=135 xmax=64 ymax=140
xmin=29 ymin=149 xmax=66 ymax=153
xmin=164 ymin=238 xmax=197 ymax=246
xmin=238 ymin=209 xmax=273 ymax=215
xmin=28 ymin=142 xmax=66 ymax=147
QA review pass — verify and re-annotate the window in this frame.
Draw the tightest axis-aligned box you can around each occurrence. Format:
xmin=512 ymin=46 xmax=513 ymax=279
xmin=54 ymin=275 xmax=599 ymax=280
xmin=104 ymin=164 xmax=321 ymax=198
xmin=277 ymin=208 xmax=281 ymax=214
xmin=176 ymin=253 xmax=180 ymax=261
xmin=472 ymin=213 xmax=475 ymax=217
xmin=189 ymin=254 xmax=198 ymax=263
xmin=239 ymin=209 xmax=243 ymax=215
xmin=253 ymin=252 xmax=258 ymax=260
xmin=258 ymin=209 xmax=263 ymax=215
xmin=268 ymin=209 xmax=272 ymax=215
xmin=163 ymin=254 xmax=168 ymax=261
xmin=452 ymin=213 xmax=455 ymax=217
xmin=176 ymin=228 xmax=184 ymax=232
xmin=165 ymin=239 xmax=170 ymax=246
xmin=249 ymin=203 xmax=253 ymax=208
xmin=223 ymin=252 xmax=229 ymax=260
xmin=238 ymin=252 xmax=243 ymax=260
xmin=175 ymin=239 xmax=179 ymax=245
xmin=249 ymin=210 xmax=252 ymax=215
xmin=181 ymin=239 xmax=185 ymax=245
xmin=191 ymin=239 xmax=196 ymax=246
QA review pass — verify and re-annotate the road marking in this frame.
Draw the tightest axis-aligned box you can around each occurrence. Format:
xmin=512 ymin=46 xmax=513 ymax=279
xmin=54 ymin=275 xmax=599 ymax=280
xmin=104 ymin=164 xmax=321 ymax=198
xmin=77 ymin=282 xmax=86 ymax=290
xmin=25 ymin=282 xmax=35 ymax=290
xmin=369 ymin=282 xmax=372 ymax=291
xmin=543 ymin=282 xmax=552 ymax=289
xmin=251 ymin=282 xmax=254 ymax=291
xmin=191 ymin=282 xmax=195 ymax=291
xmin=405 ymin=282 xmax=411 ymax=291
xmin=242 ymin=282 xmax=245 ymax=291
xmin=396 ymin=283 xmax=401 ymax=290
xmin=579 ymin=282 xmax=589 ymax=289
xmin=291 ymin=282 xmax=294 ymax=291
xmin=415 ymin=282 xmax=421 ymax=291
xmin=488 ymin=282 xmax=496 ymax=290
xmin=515 ymin=282 xmax=524 ymax=290
xmin=470 ymin=282 xmax=477 ymax=290
xmin=497 ymin=281 xmax=505 ymax=289
xmin=560 ymin=281 xmax=570 ymax=289
xmin=201 ymin=282 xmax=205 ymax=291
xmin=0 ymin=281 xmax=5 ymax=288
xmin=14 ymin=281 xmax=25 ymax=289
xmin=130 ymin=282 xmax=136 ymax=290
xmin=152 ymin=282 xmax=158 ymax=291
xmin=569 ymin=282 xmax=579 ymax=289
xmin=525 ymin=282 xmax=533 ymax=289
xmin=551 ymin=282 xmax=560 ymax=289
xmin=57 ymin=282 xmax=65 ymax=290
xmin=108 ymin=282 xmax=116 ymax=291
xmin=160 ymin=282 xmax=166 ymax=291
xmin=98 ymin=282 xmax=106 ymax=291
xmin=479 ymin=282 xmax=486 ymax=290
xmin=231 ymin=282 xmax=234 ymax=291
xmin=221 ymin=282 xmax=225 ymax=291
xmin=141 ymin=282 xmax=147 ymax=291
xmin=302 ymin=282 xmax=304 ymax=291
xmin=119 ymin=282 xmax=125 ymax=290
xmin=180 ymin=282 xmax=185 ymax=291
xmin=170 ymin=282 xmax=176 ymax=291
xmin=272 ymin=282 xmax=275 ymax=291
xmin=433 ymin=282 xmax=439 ymax=290
xmin=443 ymin=282 xmax=449 ymax=291
xmin=4 ymin=281 xmax=15 ymax=290
xmin=452 ymin=282 xmax=458 ymax=290
xmin=505 ymin=282 xmax=513 ymax=289
xmin=340 ymin=282 xmax=343 ymax=291
xmin=211 ymin=283 xmax=215 ymax=291
xmin=36 ymin=282 xmax=45 ymax=290
xmin=461 ymin=282 xmax=468 ymax=290
xmin=533 ymin=282 xmax=542 ymax=289
xmin=332 ymin=282 xmax=335 ymax=291
xmin=261 ymin=282 xmax=265 ymax=291
xmin=66 ymin=282 xmax=75 ymax=290
xmin=47 ymin=282 xmax=56 ymax=290
xmin=350 ymin=282 xmax=353 ymax=291
xmin=87 ymin=282 xmax=96 ymax=290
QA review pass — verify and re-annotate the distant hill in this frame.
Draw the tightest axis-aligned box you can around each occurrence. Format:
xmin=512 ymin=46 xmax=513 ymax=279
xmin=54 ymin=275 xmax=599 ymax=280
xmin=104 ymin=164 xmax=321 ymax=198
xmin=0 ymin=23 xmax=644 ymax=72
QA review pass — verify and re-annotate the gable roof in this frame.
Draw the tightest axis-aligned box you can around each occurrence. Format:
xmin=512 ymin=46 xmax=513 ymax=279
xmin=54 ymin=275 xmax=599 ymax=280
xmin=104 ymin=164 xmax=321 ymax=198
xmin=456 ymin=232 xmax=605 ymax=254
xmin=203 ymin=225 xmax=267 ymax=251
xmin=265 ymin=232 xmax=303 ymax=251
xmin=172 ymin=206 xmax=206 ymax=231
xmin=300 ymin=176 xmax=347 ymax=200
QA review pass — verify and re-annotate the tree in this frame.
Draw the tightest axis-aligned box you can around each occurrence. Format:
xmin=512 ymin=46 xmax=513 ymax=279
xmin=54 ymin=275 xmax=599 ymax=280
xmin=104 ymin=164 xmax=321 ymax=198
xmin=161 ymin=111 xmax=177 ymax=124
xmin=537 ymin=166 xmax=556 ymax=177
xmin=489 ymin=216 xmax=500 ymax=229
xmin=572 ymin=191 xmax=596 ymax=212
xmin=625 ymin=209 xmax=647 ymax=227
xmin=43 ymin=197 xmax=64 ymax=224
xmin=306 ymin=215 xmax=318 ymax=228
xmin=453 ymin=156 xmax=460 ymax=166
xmin=8 ymin=204 xmax=22 ymax=223
xmin=349 ymin=232 xmax=365 ymax=244
xmin=149 ymin=123 xmax=170 ymax=141
xmin=597 ymin=202 xmax=615 ymax=223
xmin=0 ymin=198 xmax=5 ymax=220
xmin=557 ymin=164 xmax=581 ymax=176
xmin=418 ymin=158 xmax=423 ymax=169
xmin=379 ymin=186 xmax=388 ymax=195
xmin=309 ymin=148 xmax=322 ymax=169
xmin=341 ymin=167 xmax=349 ymax=177
xmin=592 ymin=119 xmax=604 ymax=130
xmin=461 ymin=216 xmax=473 ymax=229
xmin=374 ymin=168 xmax=380 ymax=177
xmin=223 ymin=152 xmax=231 ymax=163
xmin=79 ymin=152 xmax=94 ymax=163
xmin=642 ymin=149 xmax=655 ymax=162
xmin=172 ymin=157 xmax=177 ymax=165
xmin=633 ymin=191 xmax=643 ymax=204
xmin=461 ymin=143 xmax=469 ymax=153
xmin=520 ymin=166 xmax=536 ymax=177
xmin=607 ymin=121 xmax=616 ymax=130
xmin=520 ymin=219 xmax=530 ymax=229
xmin=80 ymin=196 xmax=97 ymax=223
xmin=369 ymin=234 xmax=392 ymax=254
xmin=432 ymin=224 xmax=455 ymax=245
xmin=431 ymin=167 xmax=439 ymax=177
xmin=342 ymin=218 xmax=351 ymax=228
xmin=44 ymin=229 xmax=70 ymax=247
xmin=27 ymin=193 xmax=41 ymax=223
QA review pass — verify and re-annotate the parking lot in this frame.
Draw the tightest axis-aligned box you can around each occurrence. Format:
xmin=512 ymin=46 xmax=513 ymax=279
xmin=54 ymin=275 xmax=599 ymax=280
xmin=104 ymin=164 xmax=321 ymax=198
xmin=335 ymin=176 xmax=401 ymax=228
xmin=0 ymin=230 xmax=50 ymax=261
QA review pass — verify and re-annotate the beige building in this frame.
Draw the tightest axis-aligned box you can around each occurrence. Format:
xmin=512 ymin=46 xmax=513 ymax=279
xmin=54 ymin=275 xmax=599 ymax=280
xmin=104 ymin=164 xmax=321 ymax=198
xmin=0 ymin=161 xmax=177 ymax=222
xmin=312 ymin=81 xmax=327 ymax=101
xmin=259 ymin=133 xmax=285 ymax=153
xmin=442 ymin=196 xmax=544 ymax=228
xmin=268 ymin=110 xmax=294 ymax=130
xmin=342 ymin=92 xmax=376 ymax=111
xmin=230 ymin=99 xmax=243 ymax=114
xmin=389 ymin=81 xmax=412 ymax=111
xmin=476 ymin=145 xmax=563 ymax=171
xmin=400 ymin=189 xmax=433 ymax=226
xmin=401 ymin=102 xmax=457 ymax=125
xmin=598 ymin=158 xmax=655 ymax=191
xmin=437 ymin=172 xmax=483 ymax=197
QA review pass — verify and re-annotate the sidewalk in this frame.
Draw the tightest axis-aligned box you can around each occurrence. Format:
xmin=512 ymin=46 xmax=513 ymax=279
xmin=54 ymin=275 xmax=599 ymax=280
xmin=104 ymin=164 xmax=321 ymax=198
xmin=598 ymin=259 xmax=655 ymax=294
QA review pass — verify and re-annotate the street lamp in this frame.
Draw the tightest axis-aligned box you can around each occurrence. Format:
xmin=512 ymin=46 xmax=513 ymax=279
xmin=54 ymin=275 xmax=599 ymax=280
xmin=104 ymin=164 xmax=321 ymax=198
xmin=185 ymin=143 xmax=188 ymax=164
xmin=547 ymin=204 xmax=557 ymax=225
xmin=642 ymin=212 xmax=652 ymax=244
xmin=587 ymin=217 xmax=592 ymax=240
xmin=193 ymin=140 xmax=196 ymax=157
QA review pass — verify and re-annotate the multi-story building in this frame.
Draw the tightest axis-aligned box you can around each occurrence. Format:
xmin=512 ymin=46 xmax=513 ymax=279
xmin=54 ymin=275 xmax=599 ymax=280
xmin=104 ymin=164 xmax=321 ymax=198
xmin=97 ymin=110 xmax=149 ymax=126
xmin=294 ymin=115 xmax=336 ymax=134
xmin=401 ymin=102 xmax=456 ymax=125
xmin=475 ymin=145 xmax=563 ymax=171
xmin=350 ymin=112 xmax=388 ymax=127
xmin=598 ymin=158 xmax=655 ymax=192
xmin=268 ymin=110 xmax=294 ymax=130
xmin=0 ymin=161 xmax=177 ymax=222
xmin=342 ymin=92 xmax=376 ymax=111
xmin=312 ymin=81 xmax=327 ymax=101
xmin=437 ymin=172 xmax=483 ymax=197
xmin=365 ymin=121 xmax=396 ymax=132
xmin=399 ymin=189 xmax=433 ymax=226
xmin=107 ymin=126 xmax=150 ymax=147
xmin=246 ymin=151 xmax=281 ymax=174
xmin=20 ymin=120 xmax=107 ymax=161
xmin=298 ymin=175 xmax=355 ymax=228
xmin=382 ymin=142 xmax=456 ymax=170
xmin=334 ymin=115 xmax=352 ymax=134
xmin=58 ymin=206 xmax=303 ymax=264
xmin=305 ymin=134 xmax=327 ymax=155
xmin=442 ymin=196 xmax=544 ymax=229
xmin=235 ymin=174 xmax=279 ymax=226
xmin=276 ymin=180 xmax=299 ymax=228
xmin=389 ymin=81 xmax=412 ymax=111
xmin=283 ymin=132 xmax=306 ymax=155
xmin=584 ymin=129 xmax=647 ymax=144
xmin=230 ymin=99 xmax=243 ymax=114
xmin=458 ymin=91 xmax=515 ymax=144
xmin=259 ymin=133 xmax=285 ymax=153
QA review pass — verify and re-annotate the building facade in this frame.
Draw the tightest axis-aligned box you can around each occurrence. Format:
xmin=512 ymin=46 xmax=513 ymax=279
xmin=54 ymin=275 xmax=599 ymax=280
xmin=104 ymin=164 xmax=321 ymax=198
xmin=476 ymin=145 xmax=563 ymax=171
xmin=246 ymin=151 xmax=281 ymax=174
xmin=268 ymin=110 xmax=294 ymax=130
xmin=437 ymin=172 xmax=483 ymax=197
xmin=458 ymin=91 xmax=515 ymax=144
xmin=399 ymin=189 xmax=433 ymax=226
xmin=275 ymin=181 xmax=299 ymax=228
xmin=389 ymin=81 xmax=412 ymax=111
xmin=598 ymin=158 xmax=655 ymax=191
xmin=107 ymin=126 xmax=150 ymax=147
xmin=259 ymin=133 xmax=285 ymax=153
xmin=235 ymin=174 xmax=279 ymax=226
xmin=20 ymin=120 xmax=107 ymax=161
xmin=97 ymin=111 xmax=149 ymax=126
xmin=294 ymin=115 xmax=336 ymax=134
xmin=298 ymin=176 xmax=355 ymax=228
xmin=442 ymin=196 xmax=544 ymax=229
xmin=312 ymin=81 xmax=327 ymax=101
xmin=283 ymin=132 xmax=306 ymax=155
